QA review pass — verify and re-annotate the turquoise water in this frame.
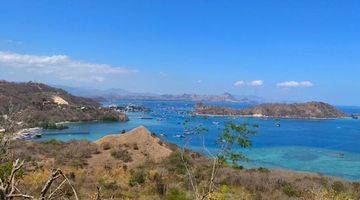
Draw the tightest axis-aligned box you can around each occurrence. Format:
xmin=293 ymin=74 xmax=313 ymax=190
xmin=37 ymin=100 xmax=360 ymax=181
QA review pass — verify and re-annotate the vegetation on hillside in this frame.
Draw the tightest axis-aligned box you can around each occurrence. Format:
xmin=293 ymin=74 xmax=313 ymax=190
xmin=195 ymin=102 xmax=347 ymax=118
xmin=0 ymin=81 xmax=128 ymax=132
xmin=0 ymin=123 xmax=359 ymax=199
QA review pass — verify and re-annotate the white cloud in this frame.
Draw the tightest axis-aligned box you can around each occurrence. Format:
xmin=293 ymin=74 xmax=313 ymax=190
xmin=277 ymin=81 xmax=314 ymax=88
xmin=234 ymin=80 xmax=245 ymax=87
xmin=0 ymin=51 xmax=137 ymax=83
xmin=197 ymin=80 xmax=203 ymax=84
xmin=249 ymin=80 xmax=263 ymax=87
xmin=234 ymin=80 xmax=263 ymax=87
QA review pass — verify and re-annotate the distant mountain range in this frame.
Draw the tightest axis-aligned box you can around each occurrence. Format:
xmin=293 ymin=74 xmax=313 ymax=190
xmin=56 ymin=85 xmax=264 ymax=104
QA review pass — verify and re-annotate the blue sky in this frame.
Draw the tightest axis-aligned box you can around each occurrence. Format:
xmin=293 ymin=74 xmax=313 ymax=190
xmin=0 ymin=0 xmax=359 ymax=105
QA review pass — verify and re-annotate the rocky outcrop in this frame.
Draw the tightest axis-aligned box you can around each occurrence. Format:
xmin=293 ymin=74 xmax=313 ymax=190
xmin=0 ymin=81 xmax=128 ymax=131
xmin=195 ymin=102 xmax=347 ymax=119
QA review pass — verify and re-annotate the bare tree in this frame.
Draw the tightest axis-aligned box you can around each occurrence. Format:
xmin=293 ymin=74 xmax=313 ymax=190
xmin=0 ymin=107 xmax=79 ymax=200
xmin=0 ymin=159 xmax=79 ymax=200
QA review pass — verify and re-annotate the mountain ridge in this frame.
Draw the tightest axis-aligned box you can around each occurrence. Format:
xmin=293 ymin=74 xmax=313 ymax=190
xmin=56 ymin=85 xmax=263 ymax=104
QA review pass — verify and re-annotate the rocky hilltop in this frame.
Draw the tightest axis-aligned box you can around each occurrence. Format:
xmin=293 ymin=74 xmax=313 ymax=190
xmin=93 ymin=126 xmax=173 ymax=168
xmin=0 ymin=81 xmax=128 ymax=131
xmin=195 ymin=102 xmax=347 ymax=119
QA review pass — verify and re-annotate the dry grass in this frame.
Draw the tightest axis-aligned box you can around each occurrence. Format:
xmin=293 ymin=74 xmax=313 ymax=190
xmin=3 ymin=126 xmax=359 ymax=199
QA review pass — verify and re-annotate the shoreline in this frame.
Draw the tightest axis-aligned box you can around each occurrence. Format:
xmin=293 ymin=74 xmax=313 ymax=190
xmin=11 ymin=118 xmax=128 ymax=140
xmin=13 ymin=127 xmax=43 ymax=140
xmin=194 ymin=113 xmax=351 ymax=120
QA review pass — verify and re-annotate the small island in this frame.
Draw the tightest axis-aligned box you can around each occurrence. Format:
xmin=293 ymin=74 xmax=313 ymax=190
xmin=194 ymin=102 xmax=347 ymax=119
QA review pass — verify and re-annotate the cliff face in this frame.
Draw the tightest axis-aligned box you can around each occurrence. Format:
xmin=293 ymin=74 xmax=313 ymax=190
xmin=0 ymin=81 xmax=128 ymax=131
xmin=195 ymin=102 xmax=347 ymax=119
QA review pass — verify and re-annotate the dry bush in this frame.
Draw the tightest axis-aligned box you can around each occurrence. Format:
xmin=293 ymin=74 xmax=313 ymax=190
xmin=10 ymin=140 xmax=99 ymax=168
xmin=110 ymin=148 xmax=133 ymax=163
xmin=100 ymin=142 xmax=111 ymax=150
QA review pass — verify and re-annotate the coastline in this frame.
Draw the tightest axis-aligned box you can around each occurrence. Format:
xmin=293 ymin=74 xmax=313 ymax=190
xmin=12 ymin=127 xmax=43 ymax=140
xmin=11 ymin=118 xmax=127 ymax=140
xmin=194 ymin=113 xmax=351 ymax=120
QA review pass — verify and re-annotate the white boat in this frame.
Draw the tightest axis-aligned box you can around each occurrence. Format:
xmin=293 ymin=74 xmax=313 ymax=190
xmin=174 ymin=134 xmax=185 ymax=138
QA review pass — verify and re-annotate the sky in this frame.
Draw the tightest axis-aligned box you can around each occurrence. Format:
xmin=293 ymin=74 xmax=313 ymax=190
xmin=0 ymin=0 xmax=359 ymax=105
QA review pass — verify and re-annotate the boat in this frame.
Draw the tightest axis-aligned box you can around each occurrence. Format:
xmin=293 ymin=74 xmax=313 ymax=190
xmin=212 ymin=121 xmax=220 ymax=126
xmin=351 ymin=114 xmax=359 ymax=119
xmin=184 ymin=129 xmax=193 ymax=135
xmin=139 ymin=115 xmax=153 ymax=120
xmin=174 ymin=134 xmax=185 ymax=138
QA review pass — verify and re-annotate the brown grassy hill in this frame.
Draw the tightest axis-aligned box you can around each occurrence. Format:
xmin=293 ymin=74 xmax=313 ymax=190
xmin=92 ymin=126 xmax=173 ymax=169
xmin=0 ymin=80 xmax=128 ymax=131
xmin=7 ymin=126 xmax=359 ymax=199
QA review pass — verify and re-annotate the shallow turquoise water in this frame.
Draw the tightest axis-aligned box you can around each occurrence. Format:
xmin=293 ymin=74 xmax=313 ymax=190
xmin=37 ymin=100 xmax=360 ymax=181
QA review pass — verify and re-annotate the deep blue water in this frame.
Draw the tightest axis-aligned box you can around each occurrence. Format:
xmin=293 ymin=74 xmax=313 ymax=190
xmin=37 ymin=100 xmax=360 ymax=181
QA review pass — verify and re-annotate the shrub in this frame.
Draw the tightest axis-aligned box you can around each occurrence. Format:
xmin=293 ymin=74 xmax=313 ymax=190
xmin=154 ymin=173 xmax=166 ymax=196
xmin=101 ymin=115 xmax=118 ymax=122
xmin=39 ymin=121 xmax=68 ymax=130
xmin=55 ymin=140 xmax=99 ymax=168
xmin=0 ymin=162 xmax=13 ymax=180
xmin=67 ymin=172 xmax=76 ymax=180
xmin=165 ymin=188 xmax=189 ymax=200
xmin=166 ymin=151 xmax=190 ymax=174
xmin=98 ymin=179 xmax=120 ymax=191
xmin=282 ymin=183 xmax=299 ymax=197
xmin=129 ymin=170 xmax=147 ymax=187
xmin=332 ymin=181 xmax=346 ymax=194
xmin=0 ymin=162 xmax=24 ymax=180
xmin=232 ymin=165 xmax=244 ymax=170
xmin=132 ymin=143 xmax=139 ymax=150
xmin=110 ymin=148 xmax=132 ymax=162
xmin=257 ymin=167 xmax=270 ymax=173
xmin=101 ymin=142 xmax=111 ymax=150
xmin=43 ymin=139 xmax=62 ymax=145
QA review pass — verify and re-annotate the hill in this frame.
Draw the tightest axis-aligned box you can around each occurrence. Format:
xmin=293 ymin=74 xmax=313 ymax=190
xmin=195 ymin=102 xmax=347 ymax=119
xmin=7 ymin=126 xmax=359 ymax=199
xmin=93 ymin=125 xmax=173 ymax=169
xmin=0 ymin=81 xmax=128 ymax=132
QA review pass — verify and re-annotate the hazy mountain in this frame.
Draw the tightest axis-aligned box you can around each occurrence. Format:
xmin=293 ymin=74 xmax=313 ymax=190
xmin=56 ymin=85 xmax=263 ymax=104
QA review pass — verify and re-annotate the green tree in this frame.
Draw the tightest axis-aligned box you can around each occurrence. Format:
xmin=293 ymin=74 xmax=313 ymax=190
xmin=216 ymin=123 xmax=258 ymax=167
xmin=178 ymin=119 xmax=257 ymax=200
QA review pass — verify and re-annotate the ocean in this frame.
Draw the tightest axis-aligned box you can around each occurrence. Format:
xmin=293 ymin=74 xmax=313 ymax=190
xmin=37 ymin=100 xmax=360 ymax=181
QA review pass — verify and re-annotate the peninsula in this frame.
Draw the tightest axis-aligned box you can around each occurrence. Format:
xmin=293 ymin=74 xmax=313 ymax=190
xmin=0 ymin=81 xmax=128 ymax=133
